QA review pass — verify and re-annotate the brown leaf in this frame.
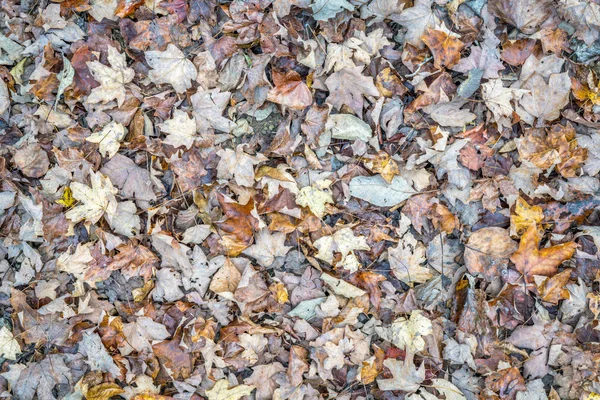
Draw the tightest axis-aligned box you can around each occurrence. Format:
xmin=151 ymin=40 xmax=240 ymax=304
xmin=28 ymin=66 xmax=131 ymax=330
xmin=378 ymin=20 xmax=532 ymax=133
xmin=325 ymin=66 xmax=379 ymax=118
xmin=115 ymin=0 xmax=145 ymax=18
xmin=536 ymin=269 xmax=571 ymax=304
xmin=217 ymin=194 xmax=259 ymax=256
xmin=465 ymin=227 xmax=518 ymax=280
xmin=109 ymin=241 xmax=159 ymax=281
xmin=501 ymin=39 xmax=542 ymax=66
xmin=267 ymin=70 xmax=313 ymax=110
xmin=510 ymin=196 xmax=544 ymax=237
xmin=13 ymin=143 xmax=50 ymax=178
xmin=510 ymin=223 xmax=577 ymax=282
xmin=516 ymin=123 xmax=587 ymax=177
xmin=421 ymin=29 xmax=465 ymax=69
xmin=484 ymin=367 xmax=527 ymax=399
xmin=153 ymin=334 xmax=195 ymax=380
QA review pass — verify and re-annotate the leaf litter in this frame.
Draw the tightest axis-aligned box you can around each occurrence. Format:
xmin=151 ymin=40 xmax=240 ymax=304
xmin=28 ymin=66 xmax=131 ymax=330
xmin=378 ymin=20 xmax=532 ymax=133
xmin=0 ymin=0 xmax=600 ymax=399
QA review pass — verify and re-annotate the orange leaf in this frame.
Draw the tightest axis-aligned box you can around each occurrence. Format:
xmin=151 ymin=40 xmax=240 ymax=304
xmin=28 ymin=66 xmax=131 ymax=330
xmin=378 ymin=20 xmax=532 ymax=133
xmin=510 ymin=223 xmax=577 ymax=282
xmin=421 ymin=29 xmax=465 ymax=69
xmin=267 ymin=70 xmax=313 ymax=110
xmin=536 ymin=269 xmax=571 ymax=304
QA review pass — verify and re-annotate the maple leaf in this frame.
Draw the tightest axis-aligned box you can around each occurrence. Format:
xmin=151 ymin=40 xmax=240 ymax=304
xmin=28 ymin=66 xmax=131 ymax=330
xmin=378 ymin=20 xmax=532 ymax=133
xmin=392 ymin=0 xmax=438 ymax=47
xmin=65 ymin=171 xmax=118 ymax=225
xmin=310 ymin=0 xmax=354 ymax=20
xmin=216 ymin=145 xmax=267 ymax=187
xmin=191 ymin=88 xmax=236 ymax=134
xmin=100 ymin=154 xmax=158 ymax=207
xmin=86 ymin=45 xmax=134 ymax=107
xmin=510 ymin=223 xmax=577 ymax=282
xmin=242 ymin=228 xmax=291 ymax=267
xmin=389 ymin=232 xmax=432 ymax=286
xmin=421 ymin=28 xmax=465 ymax=69
xmin=313 ymin=227 xmax=370 ymax=273
xmin=558 ymin=0 xmax=600 ymax=45
xmin=10 ymin=354 xmax=72 ymax=400
xmin=516 ymin=123 xmax=588 ymax=177
xmin=296 ymin=181 xmax=334 ymax=219
xmin=86 ymin=121 xmax=127 ymax=159
xmin=216 ymin=194 xmax=259 ymax=256
xmin=489 ymin=0 xmax=553 ymax=34
xmin=517 ymin=72 xmax=571 ymax=126
xmin=453 ymin=31 xmax=505 ymax=79
xmin=206 ymin=380 xmax=255 ymax=400
xmin=325 ymin=66 xmax=379 ymax=118
xmin=377 ymin=356 xmax=425 ymax=392
xmin=159 ymin=108 xmax=197 ymax=149
xmin=481 ymin=79 xmax=529 ymax=131
xmin=121 ymin=316 xmax=170 ymax=355
xmin=65 ymin=171 xmax=140 ymax=237
xmin=267 ymin=70 xmax=313 ymax=110
xmin=146 ymin=43 xmax=197 ymax=93
xmin=0 ymin=326 xmax=20 ymax=360
xmin=510 ymin=196 xmax=544 ymax=237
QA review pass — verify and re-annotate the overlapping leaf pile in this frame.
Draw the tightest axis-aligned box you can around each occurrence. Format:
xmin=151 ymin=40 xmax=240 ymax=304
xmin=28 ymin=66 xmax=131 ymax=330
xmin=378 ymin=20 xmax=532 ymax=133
xmin=1 ymin=0 xmax=600 ymax=399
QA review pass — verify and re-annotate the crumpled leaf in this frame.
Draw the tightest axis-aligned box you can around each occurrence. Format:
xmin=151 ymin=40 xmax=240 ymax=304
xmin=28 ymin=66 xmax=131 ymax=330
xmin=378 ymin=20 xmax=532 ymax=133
xmin=206 ymin=379 xmax=255 ymax=400
xmin=296 ymin=181 xmax=334 ymax=219
xmin=86 ymin=121 xmax=127 ymax=159
xmin=482 ymin=79 xmax=529 ymax=131
xmin=313 ymin=227 xmax=370 ymax=273
xmin=421 ymin=29 xmax=465 ymax=69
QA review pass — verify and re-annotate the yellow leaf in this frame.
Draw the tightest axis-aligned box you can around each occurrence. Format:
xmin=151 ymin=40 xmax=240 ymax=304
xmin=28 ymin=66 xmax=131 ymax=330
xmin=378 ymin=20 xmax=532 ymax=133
xmin=86 ymin=383 xmax=124 ymax=400
xmin=56 ymin=186 xmax=76 ymax=208
xmin=270 ymin=282 xmax=289 ymax=304
xmin=206 ymin=380 xmax=255 ymax=400
xmin=510 ymin=196 xmax=543 ymax=236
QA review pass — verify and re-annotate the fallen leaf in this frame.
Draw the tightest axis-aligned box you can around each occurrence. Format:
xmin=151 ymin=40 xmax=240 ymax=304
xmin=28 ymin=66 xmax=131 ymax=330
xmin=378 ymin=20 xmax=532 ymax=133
xmin=325 ymin=66 xmax=379 ymax=118
xmin=86 ymin=45 xmax=134 ymax=107
xmin=86 ymin=121 xmax=127 ymax=159
xmin=159 ymin=109 xmax=197 ymax=149
xmin=313 ymin=227 xmax=370 ymax=273
xmin=267 ymin=70 xmax=312 ymax=110
xmin=146 ymin=44 xmax=197 ymax=93
xmin=206 ymin=379 xmax=255 ymax=400
xmin=349 ymin=175 xmax=417 ymax=207
xmin=421 ymin=29 xmax=466 ymax=69
xmin=510 ymin=223 xmax=577 ymax=282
